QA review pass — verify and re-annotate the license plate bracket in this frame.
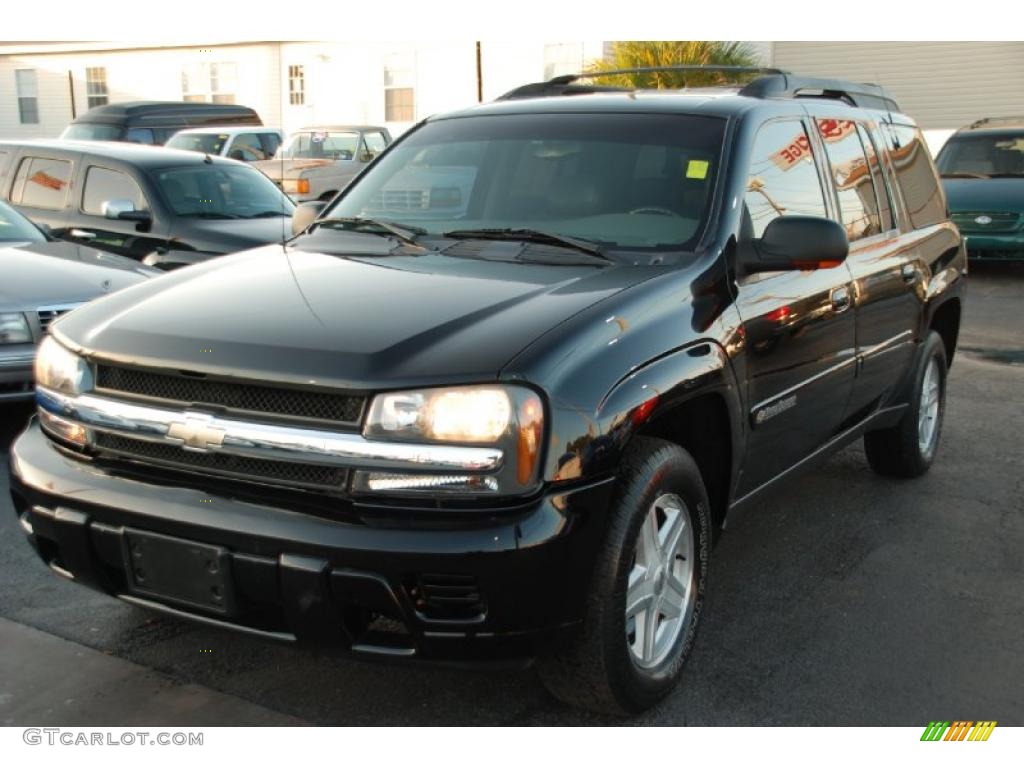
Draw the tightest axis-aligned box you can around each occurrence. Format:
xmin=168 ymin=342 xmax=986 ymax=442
xmin=123 ymin=529 xmax=235 ymax=616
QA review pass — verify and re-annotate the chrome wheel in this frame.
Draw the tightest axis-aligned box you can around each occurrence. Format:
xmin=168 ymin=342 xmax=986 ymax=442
xmin=918 ymin=358 xmax=941 ymax=455
xmin=625 ymin=493 xmax=696 ymax=669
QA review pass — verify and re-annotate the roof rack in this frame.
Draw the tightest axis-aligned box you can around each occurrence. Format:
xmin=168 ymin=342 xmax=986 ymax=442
xmin=497 ymin=66 xmax=901 ymax=112
xmin=968 ymin=116 xmax=1024 ymax=129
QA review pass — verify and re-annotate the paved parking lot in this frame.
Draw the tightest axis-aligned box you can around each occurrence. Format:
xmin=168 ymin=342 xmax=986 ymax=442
xmin=1 ymin=264 xmax=1021 ymax=726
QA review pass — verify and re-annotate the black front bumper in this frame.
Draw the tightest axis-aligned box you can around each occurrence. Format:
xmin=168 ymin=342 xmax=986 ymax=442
xmin=9 ymin=420 xmax=614 ymax=663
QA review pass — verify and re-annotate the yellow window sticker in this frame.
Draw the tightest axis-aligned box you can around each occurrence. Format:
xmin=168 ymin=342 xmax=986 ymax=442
xmin=686 ymin=159 xmax=709 ymax=180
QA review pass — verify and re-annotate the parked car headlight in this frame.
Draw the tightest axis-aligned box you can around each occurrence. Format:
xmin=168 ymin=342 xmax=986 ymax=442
xmin=0 ymin=313 xmax=31 ymax=344
xmin=34 ymin=336 xmax=92 ymax=395
xmin=359 ymin=385 xmax=545 ymax=496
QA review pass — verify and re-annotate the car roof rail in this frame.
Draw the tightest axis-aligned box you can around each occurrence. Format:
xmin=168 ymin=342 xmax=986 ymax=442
xmin=497 ymin=65 xmax=787 ymax=100
xmin=497 ymin=66 xmax=901 ymax=112
xmin=967 ymin=116 xmax=1024 ymax=129
xmin=738 ymin=73 xmax=901 ymax=111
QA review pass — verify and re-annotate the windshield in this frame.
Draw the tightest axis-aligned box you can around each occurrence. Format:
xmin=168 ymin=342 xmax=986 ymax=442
xmin=153 ymin=164 xmax=295 ymax=218
xmin=166 ymin=133 xmax=229 ymax=155
xmin=936 ymin=132 xmax=1024 ymax=177
xmin=281 ymin=131 xmax=361 ymax=161
xmin=326 ymin=113 xmax=725 ymax=252
xmin=0 ymin=200 xmax=45 ymax=243
xmin=60 ymin=123 xmax=122 ymax=141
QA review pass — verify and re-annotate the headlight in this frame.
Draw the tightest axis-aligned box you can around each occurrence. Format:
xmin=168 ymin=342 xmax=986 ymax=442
xmin=360 ymin=385 xmax=544 ymax=496
xmin=34 ymin=336 xmax=93 ymax=395
xmin=0 ymin=313 xmax=31 ymax=344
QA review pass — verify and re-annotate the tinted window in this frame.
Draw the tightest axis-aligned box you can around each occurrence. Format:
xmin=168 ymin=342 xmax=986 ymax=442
xmin=60 ymin=123 xmax=122 ymax=141
xmin=260 ymin=132 xmax=281 ymax=157
xmin=82 ymin=167 xmax=148 ymax=215
xmin=124 ymin=127 xmax=156 ymax=144
xmin=332 ymin=113 xmax=726 ymax=252
xmin=11 ymin=156 xmax=72 ymax=210
xmin=154 ymin=164 xmax=294 ymax=219
xmin=816 ymin=119 xmax=880 ymax=242
xmin=858 ymin=124 xmax=895 ymax=231
xmin=882 ymin=124 xmax=946 ymax=230
xmin=745 ymin=120 xmax=827 ymax=238
xmin=936 ymin=131 xmax=1024 ymax=178
xmin=228 ymin=133 xmax=269 ymax=161
xmin=166 ymin=133 xmax=229 ymax=155
xmin=0 ymin=200 xmax=44 ymax=242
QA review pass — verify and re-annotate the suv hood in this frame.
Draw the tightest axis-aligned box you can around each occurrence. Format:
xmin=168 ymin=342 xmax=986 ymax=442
xmin=177 ymin=217 xmax=294 ymax=253
xmin=942 ymin=177 xmax=1024 ymax=212
xmin=54 ymin=241 xmax=660 ymax=390
xmin=0 ymin=243 xmax=151 ymax=311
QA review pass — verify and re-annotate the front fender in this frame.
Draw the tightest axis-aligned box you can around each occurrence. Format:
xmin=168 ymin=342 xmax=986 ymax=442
xmin=546 ymin=340 xmax=743 ymax=486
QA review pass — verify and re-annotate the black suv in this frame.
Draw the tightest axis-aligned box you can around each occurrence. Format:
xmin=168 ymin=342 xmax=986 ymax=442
xmin=0 ymin=140 xmax=295 ymax=269
xmin=9 ymin=68 xmax=965 ymax=714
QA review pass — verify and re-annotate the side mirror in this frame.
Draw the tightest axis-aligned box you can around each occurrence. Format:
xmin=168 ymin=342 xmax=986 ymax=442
xmin=744 ymin=216 xmax=849 ymax=273
xmin=101 ymin=199 xmax=151 ymax=222
xmin=292 ymin=200 xmax=327 ymax=236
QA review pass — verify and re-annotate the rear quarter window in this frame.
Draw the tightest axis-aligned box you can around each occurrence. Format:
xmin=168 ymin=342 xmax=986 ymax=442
xmin=882 ymin=123 xmax=947 ymax=229
xmin=10 ymin=156 xmax=72 ymax=210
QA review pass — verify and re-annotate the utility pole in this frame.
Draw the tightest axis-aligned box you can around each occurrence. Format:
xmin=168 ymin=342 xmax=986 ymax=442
xmin=68 ymin=70 xmax=77 ymax=119
xmin=475 ymin=42 xmax=483 ymax=102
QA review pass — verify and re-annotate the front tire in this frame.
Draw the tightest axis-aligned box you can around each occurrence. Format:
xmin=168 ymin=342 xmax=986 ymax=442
xmin=864 ymin=330 xmax=948 ymax=478
xmin=538 ymin=437 xmax=711 ymax=714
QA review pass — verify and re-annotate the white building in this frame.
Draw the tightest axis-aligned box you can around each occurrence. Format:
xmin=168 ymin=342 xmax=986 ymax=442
xmin=0 ymin=40 xmax=615 ymax=141
xmin=1 ymin=41 xmax=1020 ymax=142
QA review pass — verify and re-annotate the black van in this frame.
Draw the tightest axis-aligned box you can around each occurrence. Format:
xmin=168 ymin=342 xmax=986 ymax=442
xmin=59 ymin=101 xmax=262 ymax=146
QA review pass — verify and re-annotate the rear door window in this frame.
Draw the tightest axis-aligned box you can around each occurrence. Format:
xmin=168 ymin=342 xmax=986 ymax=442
xmin=857 ymin=124 xmax=895 ymax=232
xmin=81 ymin=166 xmax=149 ymax=215
xmin=124 ymin=127 xmax=156 ymax=144
xmin=10 ymin=156 xmax=73 ymax=210
xmin=744 ymin=119 xmax=828 ymax=237
xmin=228 ymin=133 xmax=270 ymax=161
xmin=260 ymin=132 xmax=281 ymax=157
xmin=881 ymin=123 xmax=946 ymax=229
xmin=816 ymin=118 xmax=882 ymax=242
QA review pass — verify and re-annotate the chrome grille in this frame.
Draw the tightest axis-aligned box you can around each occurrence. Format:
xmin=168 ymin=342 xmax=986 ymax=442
xmin=95 ymin=364 xmax=365 ymax=425
xmin=951 ymin=212 xmax=1021 ymax=233
xmin=95 ymin=433 xmax=350 ymax=493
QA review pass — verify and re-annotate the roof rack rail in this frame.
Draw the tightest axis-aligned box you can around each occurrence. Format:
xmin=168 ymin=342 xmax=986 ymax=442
xmin=968 ymin=116 xmax=1024 ymax=129
xmin=738 ymin=74 xmax=900 ymax=111
xmin=497 ymin=65 xmax=901 ymax=112
xmin=498 ymin=65 xmax=786 ymax=101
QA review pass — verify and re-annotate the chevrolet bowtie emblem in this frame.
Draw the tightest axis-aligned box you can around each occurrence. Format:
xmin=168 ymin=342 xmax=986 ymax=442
xmin=166 ymin=414 xmax=226 ymax=452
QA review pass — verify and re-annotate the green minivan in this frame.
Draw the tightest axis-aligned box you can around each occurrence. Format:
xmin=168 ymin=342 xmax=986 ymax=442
xmin=937 ymin=117 xmax=1024 ymax=261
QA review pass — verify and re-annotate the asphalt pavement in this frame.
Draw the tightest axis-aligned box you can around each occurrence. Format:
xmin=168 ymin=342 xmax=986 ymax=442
xmin=1 ymin=263 xmax=1021 ymax=726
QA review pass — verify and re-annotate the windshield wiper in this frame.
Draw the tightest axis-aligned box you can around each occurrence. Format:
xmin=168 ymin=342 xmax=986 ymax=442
xmin=316 ymin=217 xmax=427 ymax=248
xmin=244 ymin=210 xmax=291 ymax=218
xmin=941 ymin=172 xmax=991 ymax=179
xmin=442 ymin=228 xmax=610 ymax=260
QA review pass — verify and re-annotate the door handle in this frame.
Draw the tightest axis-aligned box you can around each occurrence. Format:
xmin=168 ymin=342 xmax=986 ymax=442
xmin=69 ymin=229 xmax=96 ymax=240
xmin=830 ymin=285 xmax=852 ymax=313
xmin=901 ymin=263 xmax=917 ymax=283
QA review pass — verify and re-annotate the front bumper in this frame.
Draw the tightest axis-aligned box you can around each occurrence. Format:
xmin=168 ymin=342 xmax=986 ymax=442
xmin=962 ymin=232 xmax=1024 ymax=261
xmin=9 ymin=419 xmax=614 ymax=662
xmin=0 ymin=344 xmax=35 ymax=401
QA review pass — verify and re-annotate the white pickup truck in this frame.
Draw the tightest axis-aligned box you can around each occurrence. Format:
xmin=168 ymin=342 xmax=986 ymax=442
xmin=253 ymin=125 xmax=392 ymax=202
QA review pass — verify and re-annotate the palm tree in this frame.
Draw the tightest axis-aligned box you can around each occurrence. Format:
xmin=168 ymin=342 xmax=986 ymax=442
xmin=584 ymin=41 xmax=761 ymax=88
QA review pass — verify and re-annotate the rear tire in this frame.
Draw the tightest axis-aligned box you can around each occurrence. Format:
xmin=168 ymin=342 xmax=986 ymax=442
xmin=864 ymin=330 xmax=948 ymax=478
xmin=538 ymin=437 xmax=711 ymax=715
